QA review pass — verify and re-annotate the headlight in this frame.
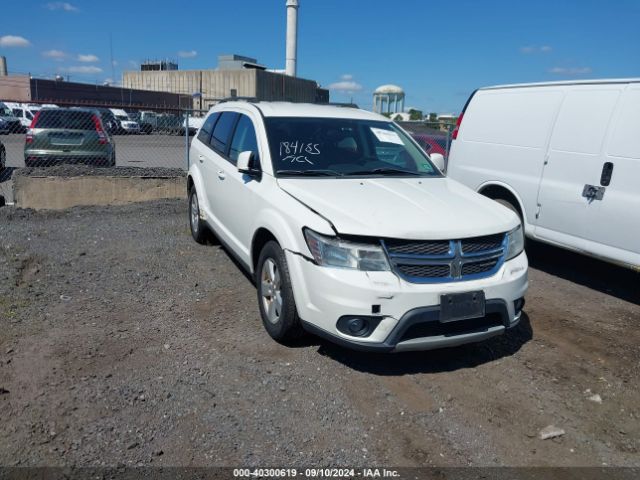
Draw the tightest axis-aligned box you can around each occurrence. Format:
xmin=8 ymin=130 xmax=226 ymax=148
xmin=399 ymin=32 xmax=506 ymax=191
xmin=506 ymin=225 xmax=524 ymax=260
xmin=303 ymin=229 xmax=390 ymax=271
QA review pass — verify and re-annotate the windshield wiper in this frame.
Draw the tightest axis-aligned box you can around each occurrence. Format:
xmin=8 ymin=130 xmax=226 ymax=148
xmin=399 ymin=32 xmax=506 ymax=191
xmin=347 ymin=167 xmax=424 ymax=176
xmin=277 ymin=169 xmax=344 ymax=177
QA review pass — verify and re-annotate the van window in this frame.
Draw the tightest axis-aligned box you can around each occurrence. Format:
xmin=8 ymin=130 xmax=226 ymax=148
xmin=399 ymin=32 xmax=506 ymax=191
xmin=608 ymin=88 xmax=640 ymax=159
xmin=210 ymin=112 xmax=238 ymax=155
xmin=462 ymin=90 xmax=562 ymax=148
xmin=550 ymin=89 xmax=620 ymax=155
xmin=229 ymin=114 xmax=259 ymax=165
xmin=197 ymin=112 xmax=219 ymax=144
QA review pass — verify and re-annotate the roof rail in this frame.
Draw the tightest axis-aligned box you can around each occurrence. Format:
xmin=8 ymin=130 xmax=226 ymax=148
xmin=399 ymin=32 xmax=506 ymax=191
xmin=217 ymin=96 xmax=259 ymax=104
xmin=316 ymin=101 xmax=360 ymax=108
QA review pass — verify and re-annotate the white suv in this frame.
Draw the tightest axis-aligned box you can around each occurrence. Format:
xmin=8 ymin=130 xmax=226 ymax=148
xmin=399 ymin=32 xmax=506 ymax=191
xmin=187 ymin=101 xmax=528 ymax=352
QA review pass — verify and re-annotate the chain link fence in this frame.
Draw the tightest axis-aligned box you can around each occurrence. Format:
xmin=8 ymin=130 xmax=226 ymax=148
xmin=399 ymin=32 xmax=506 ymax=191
xmin=0 ymin=100 xmax=455 ymax=205
xmin=0 ymin=99 xmax=211 ymax=204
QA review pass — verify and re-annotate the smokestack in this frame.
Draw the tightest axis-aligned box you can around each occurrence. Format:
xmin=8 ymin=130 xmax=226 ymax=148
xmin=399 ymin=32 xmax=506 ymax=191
xmin=0 ymin=56 xmax=7 ymax=76
xmin=285 ymin=0 xmax=299 ymax=77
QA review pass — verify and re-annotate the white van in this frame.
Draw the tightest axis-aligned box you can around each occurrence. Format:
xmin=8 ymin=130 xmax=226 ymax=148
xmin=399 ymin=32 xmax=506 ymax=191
xmin=109 ymin=108 xmax=141 ymax=134
xmin=448 ymin=79 xmax=640 ymax=270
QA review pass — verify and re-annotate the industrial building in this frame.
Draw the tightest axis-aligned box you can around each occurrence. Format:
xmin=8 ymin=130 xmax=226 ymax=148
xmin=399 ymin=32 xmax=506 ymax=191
xmin=122 ymin=54 xmax=328 ymax=111
xmin=0 ymin=69 xmax=191 ymax=110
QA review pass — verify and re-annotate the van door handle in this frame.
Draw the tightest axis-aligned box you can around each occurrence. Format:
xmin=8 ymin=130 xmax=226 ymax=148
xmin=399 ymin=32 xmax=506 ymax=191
xmin=582 ymin=184 xmax=605 ymax=202
xmin=600 ymin=162 xmax=614 ymax=186
xmin=217 ymin=171 xmax=226 ymax=180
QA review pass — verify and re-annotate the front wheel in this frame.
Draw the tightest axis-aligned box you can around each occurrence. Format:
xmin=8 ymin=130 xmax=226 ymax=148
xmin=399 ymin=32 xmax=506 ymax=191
xmin=256 ymin=241 xmax=303 ymax=343
xmin=189 ymin=187 xmax=208 ymax=244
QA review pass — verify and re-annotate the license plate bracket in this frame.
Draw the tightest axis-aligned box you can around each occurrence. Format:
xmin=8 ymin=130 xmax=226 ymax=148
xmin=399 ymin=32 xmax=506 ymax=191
xmin=440 ymin=291 xmax=486 ymax=323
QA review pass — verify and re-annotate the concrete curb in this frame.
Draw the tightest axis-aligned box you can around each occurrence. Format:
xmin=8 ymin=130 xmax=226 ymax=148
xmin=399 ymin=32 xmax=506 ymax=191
xmin=14 ymin=175 xmax=186 ymax=210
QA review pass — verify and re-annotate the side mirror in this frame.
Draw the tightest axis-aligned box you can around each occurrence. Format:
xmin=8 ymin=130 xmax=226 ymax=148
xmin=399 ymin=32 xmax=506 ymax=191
xmin=431 ymin=153 xmax=445 ymax=173
xmin=237 ymin=151 xmax=259 ymax=176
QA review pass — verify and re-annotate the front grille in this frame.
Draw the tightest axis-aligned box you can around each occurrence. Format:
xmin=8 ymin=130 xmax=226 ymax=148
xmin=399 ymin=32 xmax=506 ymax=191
xmin=461 ymin=258 xmax=500 ymax=276
xmin=382 ymin=233 xmax=507 ymax=283
xmin=397 ymin=264 xmax=450 ymax=278
xmin=385 ymin=239 xmax=450 ymax=256
xmin=461 ymin=234 xmax=504 ymax=254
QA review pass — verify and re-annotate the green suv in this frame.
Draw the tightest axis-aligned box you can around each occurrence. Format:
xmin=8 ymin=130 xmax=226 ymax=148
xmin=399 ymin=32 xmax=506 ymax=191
xmin=24 ymin=108 xmax=116 ymax=167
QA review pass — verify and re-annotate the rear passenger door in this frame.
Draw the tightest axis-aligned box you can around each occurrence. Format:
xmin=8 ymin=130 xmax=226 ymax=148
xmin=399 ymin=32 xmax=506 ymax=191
xmin=201 ymin=111 xmax=238 ymax=244
xmin=535 ymin=86 xmax=622 ymax=250
xmin=213 ymin=112 xmax=263 ymax=264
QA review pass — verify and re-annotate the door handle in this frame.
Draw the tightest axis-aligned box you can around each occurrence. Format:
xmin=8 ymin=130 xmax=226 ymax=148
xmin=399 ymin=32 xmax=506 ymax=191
xmin=217 ymin=170 xmax=226 ymax=180
xmin=600 ymin=162 xmax=614 ymax=186
xmin=198 ymin=154 xmax=204 ymax=163
xmin=582 ymin=184 xmax=605 ymax=202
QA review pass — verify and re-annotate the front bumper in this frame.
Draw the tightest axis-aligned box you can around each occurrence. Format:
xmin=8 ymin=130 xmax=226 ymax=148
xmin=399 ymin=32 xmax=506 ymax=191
xmin=286 ymin=250 xmax=528 ymax=352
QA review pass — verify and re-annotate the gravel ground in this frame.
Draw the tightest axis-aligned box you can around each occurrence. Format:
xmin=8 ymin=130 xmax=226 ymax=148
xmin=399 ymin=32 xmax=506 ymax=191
xmin=0 ymin=200 xmax=638 ymax=468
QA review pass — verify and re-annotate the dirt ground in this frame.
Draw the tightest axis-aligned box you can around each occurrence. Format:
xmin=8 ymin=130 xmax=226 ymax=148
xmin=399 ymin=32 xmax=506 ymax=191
xmin=0 ymin=200 xmax=638 ymax=468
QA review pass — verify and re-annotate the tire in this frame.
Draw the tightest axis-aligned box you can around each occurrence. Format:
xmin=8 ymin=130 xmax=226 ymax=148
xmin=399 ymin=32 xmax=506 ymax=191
xmin=256 ymin=241 xmax=303 ymax=343
xmin=0 ymin=146 xmax=5 ymax=171
xmin=189 ymin=186 xmax=208 ymax=244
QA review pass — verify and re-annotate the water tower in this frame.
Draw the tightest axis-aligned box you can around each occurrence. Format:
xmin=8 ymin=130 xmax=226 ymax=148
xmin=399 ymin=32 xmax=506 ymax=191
xmin=373 ymin=84 xmax=405 ymax=114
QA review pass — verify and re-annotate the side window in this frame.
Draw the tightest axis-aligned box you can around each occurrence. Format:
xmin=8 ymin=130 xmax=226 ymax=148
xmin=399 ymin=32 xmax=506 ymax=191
xmin=229 ymin=114 xmax=259 ymax=165
xmin=210 ymin=112 xmax=239 ymax=155
xmin=197 ymin=112 xmax=219 ymax=144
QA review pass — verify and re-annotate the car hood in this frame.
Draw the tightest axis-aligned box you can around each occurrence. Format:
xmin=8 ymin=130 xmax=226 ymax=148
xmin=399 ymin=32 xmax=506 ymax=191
xmin=277 ymin=177 xmax=519 ymax=240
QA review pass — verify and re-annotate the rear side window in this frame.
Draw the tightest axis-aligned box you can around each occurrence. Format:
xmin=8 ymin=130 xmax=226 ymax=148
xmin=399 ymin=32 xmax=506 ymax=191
xmin=210 ymin=112 xmax=239 ymax=154
xmin=34 ymin=110 xmax=95 ymax=130
xmin=197 ymin=112 xmax=219 ymax=144
xmin=229 ymin=114 xmax=259 ymax=165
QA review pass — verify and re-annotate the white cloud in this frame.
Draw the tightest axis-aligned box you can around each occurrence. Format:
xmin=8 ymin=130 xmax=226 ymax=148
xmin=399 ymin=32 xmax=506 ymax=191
xmin=42 ymin=49 xmax=67 ymax=60
xmin=178 ymin=50 xmax=197 ymax=58
xmin=60 ymin=65 xmax=103 ymax=74
xmin=328 ymin=80 xmax=363 ymax=92
xmin=0 ymin=35 xmax=31 ymax=48
xmin=46 ymin=2 xmax=78 ymax=11
xmin=520 ymin=45 xmax=553 ymax=54
xmin=340 ymin=74 xmax=353 ymax=81
xmin=77 ymin=54 xmax=99 ymax=62
xmin=111 ymin=60 xmax=118 ymax=66
xmin=549 ymin=66 xmax=592 ymax=75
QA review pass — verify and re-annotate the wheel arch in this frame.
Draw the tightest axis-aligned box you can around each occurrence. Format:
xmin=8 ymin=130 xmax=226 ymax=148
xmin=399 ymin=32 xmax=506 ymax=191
xmin=477 ymin=181 xmax=528 ymax=226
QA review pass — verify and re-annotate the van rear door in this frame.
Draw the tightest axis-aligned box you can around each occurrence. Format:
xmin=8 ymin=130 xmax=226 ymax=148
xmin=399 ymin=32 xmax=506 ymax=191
xmin=535 ymin=86 xmax=622 ymax=250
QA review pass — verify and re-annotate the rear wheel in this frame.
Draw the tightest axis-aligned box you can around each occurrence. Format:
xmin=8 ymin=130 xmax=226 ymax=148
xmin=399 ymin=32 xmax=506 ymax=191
xmin=0 ymin=146 xmax=5 ymax=170
xmin=256 ymin=241 xmax=303 ymax=343
xmin=189 ymin=187 xmax=208 ymax=244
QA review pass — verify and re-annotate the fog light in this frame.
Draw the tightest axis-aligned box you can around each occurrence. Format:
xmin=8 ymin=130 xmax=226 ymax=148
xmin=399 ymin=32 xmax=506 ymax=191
xmin=348 ymin=318 xmax=367 ymax=335
xmin=336 ymin=315 xmax=383 ymax=338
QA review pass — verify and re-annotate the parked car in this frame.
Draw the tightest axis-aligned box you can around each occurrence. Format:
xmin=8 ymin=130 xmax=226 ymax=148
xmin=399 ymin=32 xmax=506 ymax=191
xmin=94 ymin=108 xmax=123 ymax=135
xmin=0 ymin=139 xmax=5 ymax=171
xmin=24 ymin=108 xmax=115 ymax=167
xmin=109 ymin=108 xmax=140 ymax=134
xmin=448 ymin=78 xmax=640 ymax=270
xmin=187 ymin=101 xmax=528 ymax=352
xmin=157 ymin=113 xmax=181 ymax=134
xmin=0 ymin=102 xmax=25 ymax=133
xmin=411 ymin=133 xmax=448 ymax=158
xmin=181 ymin=115 xmax=205 ymax=135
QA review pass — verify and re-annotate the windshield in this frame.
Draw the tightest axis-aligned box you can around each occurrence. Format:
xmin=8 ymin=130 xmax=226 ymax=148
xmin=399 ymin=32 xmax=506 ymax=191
xmin=116 ymin=115 xmax=129 ymax=121
xmin=264 ymin=117 xmax=440 ymax=177
xmin=0 ymin=105 xmax=13 ymax=117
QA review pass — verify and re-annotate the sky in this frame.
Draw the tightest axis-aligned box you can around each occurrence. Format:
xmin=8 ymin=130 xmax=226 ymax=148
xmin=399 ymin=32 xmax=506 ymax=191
xmin=1 ymin=0 xmax=639 ymax=113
